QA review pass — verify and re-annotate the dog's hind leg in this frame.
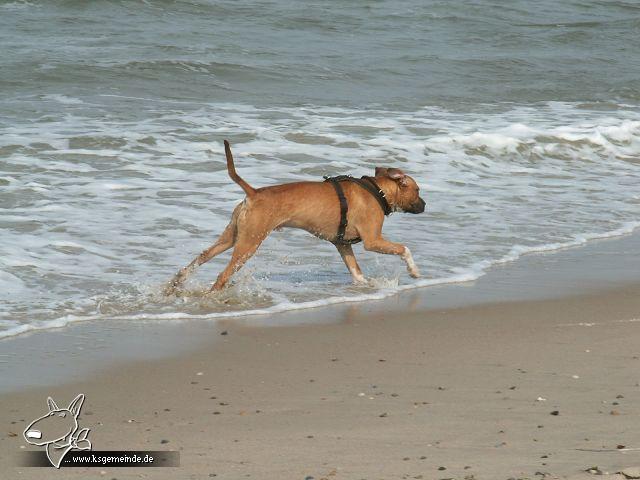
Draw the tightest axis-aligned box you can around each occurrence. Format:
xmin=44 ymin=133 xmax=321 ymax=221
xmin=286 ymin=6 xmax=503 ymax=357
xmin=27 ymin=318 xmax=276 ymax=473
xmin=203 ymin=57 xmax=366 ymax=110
xmin=165 ymin=205 xmax=241 ymax=294
xmin=165 ymin=225 xmax=235 ymax=294
xmin=209 ymin=232 xmax=268 ymax=291
xmin=209 ymin=211 xmax=275 ymax=291
xmin=335 ymin=244 xmax=365 ymax=284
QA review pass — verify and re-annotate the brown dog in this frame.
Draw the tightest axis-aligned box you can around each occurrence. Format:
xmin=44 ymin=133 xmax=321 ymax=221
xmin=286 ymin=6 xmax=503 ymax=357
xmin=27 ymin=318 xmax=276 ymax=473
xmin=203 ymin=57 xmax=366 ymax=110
xmin=166 ymin=140 xmax=426 ymax=293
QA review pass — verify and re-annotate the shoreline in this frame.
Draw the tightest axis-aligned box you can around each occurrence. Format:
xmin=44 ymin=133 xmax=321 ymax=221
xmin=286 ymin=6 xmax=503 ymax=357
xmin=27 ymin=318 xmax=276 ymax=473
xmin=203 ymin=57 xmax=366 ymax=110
xmin=1 ymin=234 xmax=640 ymax=478
xmin=2 ymin=231 xmax=640 ymax=394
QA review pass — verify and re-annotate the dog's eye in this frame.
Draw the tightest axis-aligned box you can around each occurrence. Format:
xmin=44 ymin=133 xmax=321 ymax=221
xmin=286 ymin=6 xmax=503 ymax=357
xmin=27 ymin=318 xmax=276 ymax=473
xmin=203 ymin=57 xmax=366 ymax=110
xmin=58 ymin=412 xmax=66 ymax=418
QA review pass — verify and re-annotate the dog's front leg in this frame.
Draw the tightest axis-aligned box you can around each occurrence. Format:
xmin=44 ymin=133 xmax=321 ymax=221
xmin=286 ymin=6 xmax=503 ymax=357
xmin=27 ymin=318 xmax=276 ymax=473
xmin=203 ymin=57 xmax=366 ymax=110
xmin=335 ymin=244 xmax=366 ymax=284
xmin=400 ymin=246 xmax=420 ymax=278
xmin=360 ymin=233 xmax=420 ymax=279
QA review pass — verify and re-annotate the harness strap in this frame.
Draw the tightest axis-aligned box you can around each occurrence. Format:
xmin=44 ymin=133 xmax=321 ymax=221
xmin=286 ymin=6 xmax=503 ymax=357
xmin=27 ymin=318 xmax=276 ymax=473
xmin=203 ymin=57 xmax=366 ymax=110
xmin=326 ymin=179 xmax=349 ymax=244
xmin=324 ymin=174 xmax=393 ymax=245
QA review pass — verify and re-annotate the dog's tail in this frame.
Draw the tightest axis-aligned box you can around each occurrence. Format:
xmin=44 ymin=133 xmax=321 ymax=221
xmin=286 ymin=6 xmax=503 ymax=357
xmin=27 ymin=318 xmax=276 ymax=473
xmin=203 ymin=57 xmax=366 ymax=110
xmin=224 ymin=140 xmax=256 ymax=197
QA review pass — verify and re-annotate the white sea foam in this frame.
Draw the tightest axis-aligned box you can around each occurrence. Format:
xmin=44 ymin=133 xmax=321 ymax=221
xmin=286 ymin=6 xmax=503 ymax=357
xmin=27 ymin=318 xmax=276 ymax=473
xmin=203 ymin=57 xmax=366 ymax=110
xmin=41 ymin=94 xmax=85 ymax=105
xmin=0 ymin=221 xmax=638 ymax=340
xmin=0 ymin=1 xmax=34 ymax=11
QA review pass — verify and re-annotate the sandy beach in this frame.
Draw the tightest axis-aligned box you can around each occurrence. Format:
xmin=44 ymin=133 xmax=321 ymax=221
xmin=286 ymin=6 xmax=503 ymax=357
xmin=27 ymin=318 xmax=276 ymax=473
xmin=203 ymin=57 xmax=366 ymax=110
xmin=2 ymin=234 xmax=639 ymax=480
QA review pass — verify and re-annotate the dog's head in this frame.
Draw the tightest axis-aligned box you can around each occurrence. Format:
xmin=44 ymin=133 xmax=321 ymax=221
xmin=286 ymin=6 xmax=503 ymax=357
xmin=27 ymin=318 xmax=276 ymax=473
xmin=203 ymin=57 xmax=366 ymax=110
xmin=375 ymin=167 xmax=425 ymax=214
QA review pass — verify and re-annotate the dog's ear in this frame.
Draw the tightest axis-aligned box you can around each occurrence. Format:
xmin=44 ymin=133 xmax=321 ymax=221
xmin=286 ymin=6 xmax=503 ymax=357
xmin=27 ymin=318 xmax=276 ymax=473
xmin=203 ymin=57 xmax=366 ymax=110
xmin=68 ymin=394 xmax=85 ymax=418
xmin=374 ymin=167 xmax=389 ymax=177
xmin=47 ymin=397 xmax=59 ymax=412
xmin=386 ymin=168 xmax=406 ymax=181
xmin=376 ymin=167 xmax=408 ymax=186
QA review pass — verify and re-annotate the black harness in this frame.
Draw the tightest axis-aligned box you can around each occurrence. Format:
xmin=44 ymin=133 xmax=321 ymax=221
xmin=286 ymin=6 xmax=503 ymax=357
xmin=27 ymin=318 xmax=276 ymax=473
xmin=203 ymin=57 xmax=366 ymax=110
xmin=323 ymin=175 xmax=392 ymax=245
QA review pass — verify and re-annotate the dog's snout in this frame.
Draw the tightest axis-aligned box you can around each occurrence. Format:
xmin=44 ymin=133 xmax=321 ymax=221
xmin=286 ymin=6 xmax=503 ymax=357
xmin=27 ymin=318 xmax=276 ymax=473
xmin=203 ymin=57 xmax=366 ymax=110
xmin=407 ymin=197 xmax=426 ymax=214
xmin=26 ymin=429 xmax=42 ymax=439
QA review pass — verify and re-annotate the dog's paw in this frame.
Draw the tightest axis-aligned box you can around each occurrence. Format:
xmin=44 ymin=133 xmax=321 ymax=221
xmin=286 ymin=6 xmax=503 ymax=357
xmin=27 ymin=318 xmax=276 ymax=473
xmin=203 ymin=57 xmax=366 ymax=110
xmin=162 ymin=286 xmax=175 ymax=296
xmin=350 ymin=271 xmax=367 ymax=285
xmin=162 ymin=280 xmax=182 ymax=296
xmin=401 ymin=247 xmax=420 ymax=278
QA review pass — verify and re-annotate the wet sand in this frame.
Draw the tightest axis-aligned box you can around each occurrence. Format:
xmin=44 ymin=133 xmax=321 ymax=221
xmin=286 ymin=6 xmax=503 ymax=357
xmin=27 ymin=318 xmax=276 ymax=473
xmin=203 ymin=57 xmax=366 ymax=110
xmin=2 ymin=235 xmax=640 ymax=479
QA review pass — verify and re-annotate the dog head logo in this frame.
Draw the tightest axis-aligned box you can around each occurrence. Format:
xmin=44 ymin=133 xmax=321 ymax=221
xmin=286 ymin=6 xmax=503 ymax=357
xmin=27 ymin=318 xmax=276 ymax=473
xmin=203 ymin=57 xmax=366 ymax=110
xmin=23 ymin=394 xmax=91 ymax=468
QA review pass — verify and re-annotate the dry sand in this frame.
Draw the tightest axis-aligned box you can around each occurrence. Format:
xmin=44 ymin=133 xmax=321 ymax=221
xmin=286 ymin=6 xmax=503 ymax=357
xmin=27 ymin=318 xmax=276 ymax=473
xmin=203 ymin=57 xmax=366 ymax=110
xmin=2 ymin=238 xmax=640 ymax=479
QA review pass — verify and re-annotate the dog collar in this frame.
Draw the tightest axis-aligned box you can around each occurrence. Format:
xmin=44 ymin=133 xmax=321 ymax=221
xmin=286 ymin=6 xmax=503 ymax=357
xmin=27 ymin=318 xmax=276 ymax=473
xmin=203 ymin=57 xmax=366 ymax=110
xmin=358 ymin=176 xmax=393 ymax=216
